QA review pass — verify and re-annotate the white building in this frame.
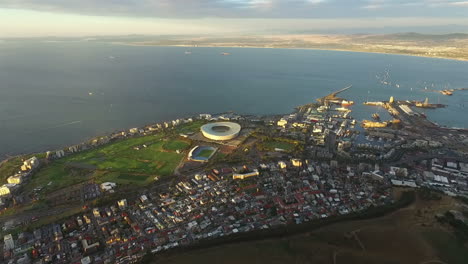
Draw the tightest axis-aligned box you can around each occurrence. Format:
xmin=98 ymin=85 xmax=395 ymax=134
xmin=117 ymin=199 xmax=128 ymax=209
xmin=0 ymin=184 xmax=18 ymax=197
xmin=292 ymin=122 xmax=307 ymax=128
xmin=278 ymin=161 xmax=287 ymax=169
xmin=93 ymin=208 xmax=101 ymax=218
xmin=434 ymin=175 xmax=449 ymax=184
xmin=7 ymin=174 xmax=23 ymax=184
xmin=21 ymin=156 xmax=39 ymax=171
xmin=391 ymin=179 xmax=418 ymax=188
xmin=277 ymin=119 xmax=288 ymax=127
xmin=140 ymin=195 xmax=149 ymax=203
xmin=232 ymin=170 xmax=260 ymax=180
xmin=200 ymin=114 xmax=212 ymax=120
xmin=56 ymin=150 xmax=65 ymax=158
xmin=291 ymin=159 xmax=303 ymax=167
xmin=100 ymin=182 xmax=116 ymax=192
xmin=447 ymin=161 xmax=458 ymax=169
xmin=390 ymin=166 xmax=408 ymax=177
xmin=3 ymin=234 xmax=15 ymax=250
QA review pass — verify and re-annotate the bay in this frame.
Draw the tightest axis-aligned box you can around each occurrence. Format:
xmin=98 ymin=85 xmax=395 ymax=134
xmin=1 ymin=41 xmax=467 ymax=159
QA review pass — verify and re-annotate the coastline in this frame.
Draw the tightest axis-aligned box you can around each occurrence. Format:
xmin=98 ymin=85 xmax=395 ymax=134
xmin=1 ymin=42 xmax=467 ymax=162
xmin=111 ymin=42 xmax=468 ymax=63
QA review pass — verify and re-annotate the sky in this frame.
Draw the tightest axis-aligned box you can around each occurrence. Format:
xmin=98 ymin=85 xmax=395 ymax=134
xmin=0 ymin=0 xmax=467 ymax=37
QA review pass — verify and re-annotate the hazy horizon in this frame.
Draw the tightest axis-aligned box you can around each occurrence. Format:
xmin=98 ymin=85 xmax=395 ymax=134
xmin=0 ymin=1 xmax=467 ymax=37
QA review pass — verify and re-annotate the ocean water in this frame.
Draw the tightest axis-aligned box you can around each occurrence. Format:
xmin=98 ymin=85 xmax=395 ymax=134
xmin=1 ymin=41 xmax=467 ymax=158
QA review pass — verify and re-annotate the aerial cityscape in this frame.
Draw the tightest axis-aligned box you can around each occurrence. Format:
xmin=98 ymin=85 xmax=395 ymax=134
xmin=1 ymin=1 xmax=468 ymax=264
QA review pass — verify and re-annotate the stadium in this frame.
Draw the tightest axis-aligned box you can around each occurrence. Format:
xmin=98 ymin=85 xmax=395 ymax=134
xmin=200 ymin=122 xmax=241 ymax=141
xmin=188 ymin=146 xmax=217 ymax=162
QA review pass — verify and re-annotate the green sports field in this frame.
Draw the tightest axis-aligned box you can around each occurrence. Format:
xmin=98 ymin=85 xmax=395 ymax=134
xmin=198 ymin=149 xmax=215 ymax=158
xmin=262 ymin=140 xmax=296 ymax=152
xmin=24 ymin=135 xmax=191 ymax=193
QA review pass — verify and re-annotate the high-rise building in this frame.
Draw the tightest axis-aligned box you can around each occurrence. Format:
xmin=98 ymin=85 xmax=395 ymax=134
xmin=325 ymin=129 xmax=337 ymax=154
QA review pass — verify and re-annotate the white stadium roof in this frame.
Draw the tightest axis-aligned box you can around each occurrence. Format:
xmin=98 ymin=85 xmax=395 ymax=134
xmin=201 ymin=122 xmax=241 ymax=141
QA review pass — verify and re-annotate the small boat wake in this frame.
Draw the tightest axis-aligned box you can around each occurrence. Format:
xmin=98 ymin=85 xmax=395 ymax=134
xmin=51 ymin=120 xmax=82 ymax=128
xmin=48 ymin=121 xmax=82 ymax=130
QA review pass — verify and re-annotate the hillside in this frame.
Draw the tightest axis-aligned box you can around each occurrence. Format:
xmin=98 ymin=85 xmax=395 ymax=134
xmin=151 ymin=189 xmax=468 ymax=264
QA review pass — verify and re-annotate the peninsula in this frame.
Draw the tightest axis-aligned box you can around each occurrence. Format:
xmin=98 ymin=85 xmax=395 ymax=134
xmin=102 ymin=33 xmax=468 ymax=62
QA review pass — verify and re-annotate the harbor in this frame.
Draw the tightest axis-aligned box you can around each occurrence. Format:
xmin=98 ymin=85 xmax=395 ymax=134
xmin=302 ymin=86 xmax=468 ymax=158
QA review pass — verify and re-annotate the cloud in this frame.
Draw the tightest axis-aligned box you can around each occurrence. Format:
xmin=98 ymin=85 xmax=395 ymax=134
xmin=361 ymin=0 xmax=468 ymax=9
xmin=0 ymin=0 xmax=467 ymax=37
xmin=0 ymin=0 xmax=336 ymax=18
xmin=448 ymin=1 xmax=468 ymax=6
xmin=1 ymin=1 xmax=463 ymax=20
xmin=1 ymin=7 xmax=468 ymax=38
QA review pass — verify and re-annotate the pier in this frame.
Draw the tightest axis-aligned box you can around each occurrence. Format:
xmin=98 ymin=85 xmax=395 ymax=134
xmin=317 ymin=85 xmax=352 ymax=104
xmin=423 ymin=87 xmax=468 ymax=96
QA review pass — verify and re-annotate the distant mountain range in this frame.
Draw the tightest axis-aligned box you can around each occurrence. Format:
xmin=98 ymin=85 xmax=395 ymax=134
xmin=355 ymin=32 xmax=468 ymax=42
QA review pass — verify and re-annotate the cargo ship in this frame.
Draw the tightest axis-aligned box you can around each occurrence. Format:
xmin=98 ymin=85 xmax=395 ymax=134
xmin=335 ymin=107 xmax=352 ymax=112
xmin=361 ymin=120 xmax=389 ymax=128
xmin=363 ymin=101 xmax=385 ymax=106
xmin=441 ymin=90 xmax=453 ymax=96
xmin=341 ymin=100 xmax=354 ymax=106
xmin=362 ymin=119 xmax=400 ymax=128
xmin=413 ymin=98 xmax=446 ymax=108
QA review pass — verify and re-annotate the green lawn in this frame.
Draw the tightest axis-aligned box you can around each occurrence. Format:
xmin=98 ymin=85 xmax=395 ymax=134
xmin=0 ymin=157 xmax=23 ymax=183
xmin=262 ymin=140 xmax=296 ymax=152
xmin=25 ymin=135 xmax=188 ymax=193
xmin=163 ymin=140 xmax=191 ymax=151
xmin=176 ymin=120 xmax=207 ymax=134
xmin=0 ymin=153 xmax=46 ymax=184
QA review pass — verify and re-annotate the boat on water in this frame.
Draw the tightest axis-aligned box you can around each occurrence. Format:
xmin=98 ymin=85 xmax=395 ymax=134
xmin=341 ymin=100 xmax=354 ymax=106
xmin=220 ymin=52 xmax=231 ymax=56
xmin=372 ymin=113 xmax=380 ymax=121
xmin=441 ymin=90 xmax=453 ymax=96
xmin=185 ymin=51 xmax=192 ymax=55
xmin=361 ymin=120 xmax=389 ymax=128
xmin=335 ymin=107 xmax=351 ymax=112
